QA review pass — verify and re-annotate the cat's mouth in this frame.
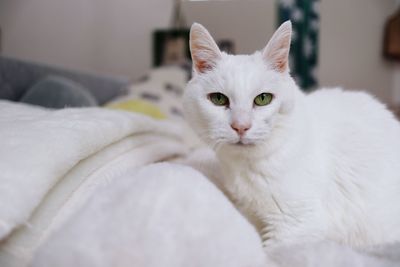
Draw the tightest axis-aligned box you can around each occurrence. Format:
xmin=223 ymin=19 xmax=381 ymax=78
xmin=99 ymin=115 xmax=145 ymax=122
xmin=232 ymin=140 xmax=255 ymax=147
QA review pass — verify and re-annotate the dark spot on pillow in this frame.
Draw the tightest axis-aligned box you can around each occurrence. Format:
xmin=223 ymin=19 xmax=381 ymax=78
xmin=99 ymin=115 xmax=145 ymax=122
xmin=138 ymin=75 xmax=149 ymax=82
xmin=164 ymin=83 xmax=183 ymax=96
xmin=171 ymin=107 xmax=183 ymax=117
xmin=140 ymin=92 xmax=160 ymax=102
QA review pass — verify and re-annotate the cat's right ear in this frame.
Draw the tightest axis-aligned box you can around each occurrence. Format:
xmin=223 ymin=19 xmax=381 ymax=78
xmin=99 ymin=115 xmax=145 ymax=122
xmin=190 ymin=23 xmax=222 ymax=74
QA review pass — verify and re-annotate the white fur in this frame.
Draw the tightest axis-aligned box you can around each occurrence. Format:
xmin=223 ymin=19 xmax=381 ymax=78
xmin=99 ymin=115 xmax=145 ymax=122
xmin=183 ymin=21 xmax=400 ymax=248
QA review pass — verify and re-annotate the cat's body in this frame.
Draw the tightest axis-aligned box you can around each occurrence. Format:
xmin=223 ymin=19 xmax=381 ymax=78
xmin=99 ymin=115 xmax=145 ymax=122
xmin=218 ymin=88 xmax=400 ymax=248
xmin=183 ymin=21 xmax=400 ymax=248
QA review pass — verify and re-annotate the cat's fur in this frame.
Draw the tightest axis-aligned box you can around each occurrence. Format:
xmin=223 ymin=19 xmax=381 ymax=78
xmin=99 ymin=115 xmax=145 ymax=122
xmin=183 ymin=21 xmax=400 ymax=248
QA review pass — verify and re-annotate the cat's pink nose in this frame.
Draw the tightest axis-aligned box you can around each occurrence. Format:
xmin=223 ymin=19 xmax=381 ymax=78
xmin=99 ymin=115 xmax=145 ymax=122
xmin=231 ymin=122 xmax=251 ymax=136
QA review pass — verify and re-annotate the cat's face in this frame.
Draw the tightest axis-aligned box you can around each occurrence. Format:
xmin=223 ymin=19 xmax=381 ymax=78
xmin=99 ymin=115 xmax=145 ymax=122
xmin=183 ymin=21 xmax=298 ymax=153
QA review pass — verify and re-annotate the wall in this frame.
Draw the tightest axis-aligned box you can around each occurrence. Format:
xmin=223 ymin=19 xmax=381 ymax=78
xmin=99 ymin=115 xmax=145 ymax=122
xmin=319 ymin=0 xmax=396 ymax=104
xmin=0 ymin=0 xmax=273 ymax=79
xmin=182 ymin=0 xmax=276 ymax=55
xmin=0 ymin=0 xmax=173 ymax=79
xmin=0 ymin=0 xmax=96 ymax=72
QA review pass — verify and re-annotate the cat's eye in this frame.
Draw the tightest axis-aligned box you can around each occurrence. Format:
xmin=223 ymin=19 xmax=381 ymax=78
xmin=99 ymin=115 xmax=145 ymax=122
xmin=254 ymin=93 xmax=273 ymax=106
xmin=208 ymin=93 xmax=229 ymax=106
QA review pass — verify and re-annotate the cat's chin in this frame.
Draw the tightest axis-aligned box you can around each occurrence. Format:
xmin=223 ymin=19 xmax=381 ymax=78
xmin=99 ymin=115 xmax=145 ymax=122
xmin=217 ymin=140 xmax=263 ymax=158
xmin=222 ymin=140 xmax=259 ymax=152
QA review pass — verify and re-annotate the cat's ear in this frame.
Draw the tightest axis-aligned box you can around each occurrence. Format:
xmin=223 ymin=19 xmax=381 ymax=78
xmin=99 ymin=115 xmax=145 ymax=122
xmin=190 ymin=23 xmax=222 ymax=74
xmin=262 ymin=21 xmax=292 ymax=73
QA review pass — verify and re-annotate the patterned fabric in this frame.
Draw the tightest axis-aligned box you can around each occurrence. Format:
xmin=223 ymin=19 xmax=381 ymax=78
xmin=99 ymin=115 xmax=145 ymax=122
xmin=278 ymin=0 xmax=320 ymax=91
xmin=107 ymin=67 xmax=187 ymax=121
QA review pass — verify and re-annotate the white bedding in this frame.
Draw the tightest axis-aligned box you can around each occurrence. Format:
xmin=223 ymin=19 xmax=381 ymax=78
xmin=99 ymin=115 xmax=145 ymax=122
xmin=31 ymin=163 xmax=269 ymax=267
xmin=1 ymin=100 xmax=400 ymax=267
xmin=0 ymin=101 xmax=187 ymax=266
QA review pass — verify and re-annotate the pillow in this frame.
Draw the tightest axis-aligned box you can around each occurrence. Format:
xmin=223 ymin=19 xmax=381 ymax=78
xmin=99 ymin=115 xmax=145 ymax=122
xmin=107 ymin=99 xmax=166 ymax=120
xmin=20 ymin=75 xmax=97 ymax=108
xmin=148 ymin=66 xmax=188 ymax=89
xmin=0 ymin=81 xmax=15 ymax=100
xmin=105 ymin=66 xmax=187 ymax=120
xmin=0 ymin=57 xmax=37 ymax=101
xmin=107 ymin=80 xmax=183 ymax=119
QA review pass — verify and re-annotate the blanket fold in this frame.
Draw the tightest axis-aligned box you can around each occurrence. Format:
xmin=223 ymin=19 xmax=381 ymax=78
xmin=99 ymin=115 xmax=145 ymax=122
xmin=0 ymin=100 xmax=185 ymax=245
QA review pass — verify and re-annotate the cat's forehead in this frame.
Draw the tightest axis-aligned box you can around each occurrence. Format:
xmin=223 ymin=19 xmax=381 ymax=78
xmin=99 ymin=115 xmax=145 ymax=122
xmin=220 ymin=53 xmax=265 ymax=72
xmin=216 ymin=53 xmax=279 ymax=88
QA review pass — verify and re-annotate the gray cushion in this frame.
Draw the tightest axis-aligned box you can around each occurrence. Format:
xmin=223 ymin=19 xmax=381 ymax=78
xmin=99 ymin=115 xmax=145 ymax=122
xmin=20 ymin=76 xmax=98 ymax=108
xmin=0 ymin=56 xmax=129 ymax=104
xmin=0 ymin=81 xmax=15 ymax=100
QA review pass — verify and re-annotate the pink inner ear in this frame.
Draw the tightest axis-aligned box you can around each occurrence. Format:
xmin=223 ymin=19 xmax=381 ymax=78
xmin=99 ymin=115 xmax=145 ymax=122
xmin=190 ymin=23 xmax=221 ymax=74
xmin=191 ymin=41 xmax=220 ymax=73
xmin=277 ymin=60 xmax=287 ymax=72
xmin=274 ymin=51 xmax=289 ymax=72
xmin=194 ymin=59 xmax=213 ymax=73
xmin=264 ymin=44 xmax=290 ymax=73
xmin=191 ymin=41 xmax=214 ymax=73
xmin=263 ymin=21 xmax=292 ymax=73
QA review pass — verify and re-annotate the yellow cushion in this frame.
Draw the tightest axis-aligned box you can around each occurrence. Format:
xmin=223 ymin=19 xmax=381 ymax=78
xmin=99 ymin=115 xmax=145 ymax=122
xmin=106 ymin=99 xmax=166 ymax=119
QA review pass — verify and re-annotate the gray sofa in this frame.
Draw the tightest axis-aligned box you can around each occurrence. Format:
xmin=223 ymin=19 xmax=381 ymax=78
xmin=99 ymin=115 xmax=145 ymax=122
xmin=0 ymin=56 xmax=129 ymax=106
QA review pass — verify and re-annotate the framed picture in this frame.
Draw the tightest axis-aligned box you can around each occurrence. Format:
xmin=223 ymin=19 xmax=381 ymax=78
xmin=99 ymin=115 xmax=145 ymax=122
xmin=384 ymin=10 xmax=400 ymax=61
xmin=153 ymin=29 xmax=191 ymax=67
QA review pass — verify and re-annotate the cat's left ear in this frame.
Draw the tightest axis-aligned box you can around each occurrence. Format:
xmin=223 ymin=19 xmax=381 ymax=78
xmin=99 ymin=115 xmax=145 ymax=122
xmin=190 ymin=23 xmax=222 ymax=74
xmin=262 ymin=21 xmax=292 ymax=73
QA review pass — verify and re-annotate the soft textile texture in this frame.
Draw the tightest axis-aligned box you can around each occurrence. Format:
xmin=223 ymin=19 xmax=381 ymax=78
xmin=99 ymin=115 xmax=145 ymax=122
xmin=0 ymin=100 xmax=184 ymax=241
xmin=20 ymin=75 xmax=98 ymax=108
xmin=107 ymin=99 xmax=166 ymax=119
xmin=267 ymin=241 xmax=399 ymax=267
xmin=109 ymin=66 xmax=187 ymax=120
xmin=31 ymin=163 xmax=269 ymax=267
xmin=0 ymin=56 xmax=129 ymax=104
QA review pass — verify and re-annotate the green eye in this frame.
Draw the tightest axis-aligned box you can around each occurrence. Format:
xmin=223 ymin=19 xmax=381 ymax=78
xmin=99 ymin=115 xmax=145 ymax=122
xmin=254 ymin=93 xmax=273 ymax=106
xmin=209 ymin=93 xmax=229 ymax=106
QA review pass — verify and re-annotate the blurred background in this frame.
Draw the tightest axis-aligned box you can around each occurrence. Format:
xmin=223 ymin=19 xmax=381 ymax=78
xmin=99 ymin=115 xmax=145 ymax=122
xmin=0 ymin=0 xmax=399 ymax=109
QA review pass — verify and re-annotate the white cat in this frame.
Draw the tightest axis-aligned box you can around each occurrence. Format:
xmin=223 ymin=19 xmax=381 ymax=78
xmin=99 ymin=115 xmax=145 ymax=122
xmin=183 ymin=21 xmax=400 ymax=248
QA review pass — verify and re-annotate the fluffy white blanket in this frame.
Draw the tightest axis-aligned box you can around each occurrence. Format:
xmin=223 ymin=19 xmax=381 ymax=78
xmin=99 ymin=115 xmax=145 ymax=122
xmin=0 ymin=101 xmax=186 ymax=266
xmin=31 ymin=163 xmax=269 ymax=267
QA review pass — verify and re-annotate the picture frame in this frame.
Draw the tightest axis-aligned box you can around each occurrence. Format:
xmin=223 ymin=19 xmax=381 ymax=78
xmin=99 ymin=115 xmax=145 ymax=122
xmin=153 ymin=29 xmax=191 ymax=67
xmin=383 ymin=9 xmax=400 ymax=61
